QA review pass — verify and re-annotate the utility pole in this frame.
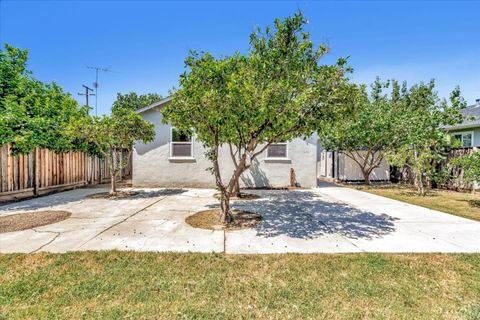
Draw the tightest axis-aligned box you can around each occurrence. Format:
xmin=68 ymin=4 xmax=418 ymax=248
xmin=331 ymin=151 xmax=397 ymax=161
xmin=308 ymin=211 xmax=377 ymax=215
xmin=87 ymin=66 xmax=111 ymax=116
xmin=78 ymin=84 xmax=95 ymax=114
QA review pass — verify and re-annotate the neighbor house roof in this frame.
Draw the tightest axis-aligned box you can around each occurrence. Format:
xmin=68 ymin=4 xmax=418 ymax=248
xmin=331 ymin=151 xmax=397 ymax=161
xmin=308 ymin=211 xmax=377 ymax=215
xmin=136 ymin=96 xmax=172 ymax=114
xmin=446 ymin=102 xmax=480 ymax=130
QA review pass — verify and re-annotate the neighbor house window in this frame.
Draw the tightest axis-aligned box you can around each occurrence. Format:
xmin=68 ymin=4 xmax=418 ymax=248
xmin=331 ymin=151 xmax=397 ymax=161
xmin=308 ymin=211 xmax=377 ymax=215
xmin=170 ymin=128 xmax=193 ymax=158
xmin=266 ymin=142 xmax=288 ymax=159
xmin=452 ymin=132 xmax=473 ymax=148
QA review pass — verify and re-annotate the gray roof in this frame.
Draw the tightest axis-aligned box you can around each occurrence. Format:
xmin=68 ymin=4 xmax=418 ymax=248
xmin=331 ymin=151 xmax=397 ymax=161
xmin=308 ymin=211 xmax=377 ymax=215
xmin=448 ymin=103 xmax=480 ymax=130
xmin=135 ymin=96 xmax=172 ymax=114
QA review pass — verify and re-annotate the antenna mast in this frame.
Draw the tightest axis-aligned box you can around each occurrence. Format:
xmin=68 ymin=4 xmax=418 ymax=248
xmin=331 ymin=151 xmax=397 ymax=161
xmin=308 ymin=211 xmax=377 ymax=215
xmin=87 ymin=66 xmax=111 ymax=115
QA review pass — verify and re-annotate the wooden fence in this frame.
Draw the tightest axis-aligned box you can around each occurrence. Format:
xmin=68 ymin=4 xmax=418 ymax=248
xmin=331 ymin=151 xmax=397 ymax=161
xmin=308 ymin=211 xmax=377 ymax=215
xmin=392 ymin=147 xmax=478 ymax=191
xmin=440 ymin=148 xmax=477 ymax=191
xmin=0 ymin=144 xmax=132 ymax=203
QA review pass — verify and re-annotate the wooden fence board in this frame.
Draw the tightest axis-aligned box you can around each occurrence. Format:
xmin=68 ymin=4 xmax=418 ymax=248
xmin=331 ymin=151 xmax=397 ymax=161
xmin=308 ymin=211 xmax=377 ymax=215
xmin=0 ymin=146 xmax=7 ymax=192
xmin=0 ymin=144 xmax=131 ymax=202
xmin=19 ymin=155 xmax=24 ymax=190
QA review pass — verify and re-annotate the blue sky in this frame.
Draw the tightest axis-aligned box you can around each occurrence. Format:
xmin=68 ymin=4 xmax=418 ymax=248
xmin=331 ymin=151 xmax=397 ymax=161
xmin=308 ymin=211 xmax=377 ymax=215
xmin=1 ymin=0 xmax=479 ymax=115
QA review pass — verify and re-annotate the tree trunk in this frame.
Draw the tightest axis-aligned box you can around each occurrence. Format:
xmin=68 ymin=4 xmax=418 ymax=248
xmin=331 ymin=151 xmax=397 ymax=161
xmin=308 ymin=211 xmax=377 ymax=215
xmin=219 ymin=190 xmax=233 ymax=224
xmin=362 ymin=169 xmax=371 ymax=185
xmin=110 ymin=170 xmax=117 ymax=195
xmin=361 ymin=168 xmax=373 ymax=186
xmin=418 ymin=173 xmax=425 ymax=196
xmin=109 ymin=151 xmax=117 ymax=195
xmin=210 ymin=136 xmax=234 ymax=224
xmin=413 ymin=145 xmax=425 ymax=196
xmin=232 ymin=179 xmax=241 ymax=198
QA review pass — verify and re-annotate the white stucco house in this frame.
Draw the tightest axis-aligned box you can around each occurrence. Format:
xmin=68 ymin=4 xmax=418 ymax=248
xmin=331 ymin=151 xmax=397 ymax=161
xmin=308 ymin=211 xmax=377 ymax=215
xmin=133 ymin=97 xmax=480 ymax=187
xmin=133 ymin=97 xmax=319 ymax=188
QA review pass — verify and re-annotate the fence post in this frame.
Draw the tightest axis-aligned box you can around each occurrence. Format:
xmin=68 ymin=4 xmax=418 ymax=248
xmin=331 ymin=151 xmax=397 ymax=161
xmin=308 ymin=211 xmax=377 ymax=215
xmin=33 ymin=148 xmax=40 ymax=196
xmin=84 ymin=153 xmax=87 ymax=186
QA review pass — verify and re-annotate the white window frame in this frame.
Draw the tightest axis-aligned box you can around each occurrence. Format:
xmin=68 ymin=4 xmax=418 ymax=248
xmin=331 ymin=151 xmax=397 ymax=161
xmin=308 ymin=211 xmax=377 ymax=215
xmin=266 ymin=142 xmax=289 ymax=159
xmin=170 ymin=127 xmax=194 ymax=159
xmin=452 ymin=131 xmax=474 ymax=148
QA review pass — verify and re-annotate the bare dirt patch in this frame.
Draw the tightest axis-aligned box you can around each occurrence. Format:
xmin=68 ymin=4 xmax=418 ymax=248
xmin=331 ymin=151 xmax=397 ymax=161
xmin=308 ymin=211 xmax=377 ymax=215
xmin=213 ymin=193 xmax=261 ymax=200
xmin=0 ymin=211 xmax=71 ymax=233
xmin=87 ymin=191 xmax=139 ymax=200
xmin=186 ymin=209 xmax=262 ymax=230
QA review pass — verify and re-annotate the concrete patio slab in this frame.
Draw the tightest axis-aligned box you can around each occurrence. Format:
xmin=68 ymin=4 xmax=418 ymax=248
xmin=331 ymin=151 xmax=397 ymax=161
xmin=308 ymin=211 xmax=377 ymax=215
xmin=1 ymin=184 xmax=479 ymax=254
xmin=313 ymin=184 xmax=480 ymax=253
xmin=226 ymin=230 xmax=362 ymax=254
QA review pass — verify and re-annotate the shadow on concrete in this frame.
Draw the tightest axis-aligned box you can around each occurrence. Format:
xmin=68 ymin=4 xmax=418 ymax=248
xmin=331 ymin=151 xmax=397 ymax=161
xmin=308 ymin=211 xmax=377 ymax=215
xmin=0 ymin=188 xmax=186 ymax=213
xmin=228 ymin=190 xmax=397 ymax=240
xmin=128 ymin=188 xmax=187 ymax=199
xmin=0 ymin=188 xmax=107 ymax=212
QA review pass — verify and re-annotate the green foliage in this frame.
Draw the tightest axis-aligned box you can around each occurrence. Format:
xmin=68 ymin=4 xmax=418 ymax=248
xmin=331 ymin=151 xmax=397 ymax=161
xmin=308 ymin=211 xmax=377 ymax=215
xmin=469 ymin=200 xmax=480 ymax=208
xmin=450 ymin=152 xmax=480 ymax=185
xmin=318 ymin=80 xmax=407 ymax=183
xmin=67 ymin=108 xmax=155 ymax=193
xmin=0 ymin=44 xmax=86 ymax=155
xmin=68 ymin=108 xmax=155 ymax=158
xmin=385 ymin=82 xmax=465 ymax=194
xmin=318 ymin=78 xmax=464 ymax=186
xmin=111 ymin=92 xmax=162 ymax=113
xmin=164 ymin=12 xmax=351 ymax=149
xmin=162 ymin=12 xmax=351 ymax=220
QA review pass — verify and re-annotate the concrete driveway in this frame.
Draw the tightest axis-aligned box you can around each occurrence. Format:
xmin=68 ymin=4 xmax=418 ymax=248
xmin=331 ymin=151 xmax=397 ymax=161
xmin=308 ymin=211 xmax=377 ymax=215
xmin=1 ymin=184 xmax=479 ymax=253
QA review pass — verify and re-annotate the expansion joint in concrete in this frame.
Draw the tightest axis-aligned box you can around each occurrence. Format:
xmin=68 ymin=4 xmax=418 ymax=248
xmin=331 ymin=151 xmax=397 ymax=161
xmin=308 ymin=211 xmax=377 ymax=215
xmin=30 ymin=229 xmax=61 ymax=253
xmin=78 ymin=196 xmax=168 ymax=248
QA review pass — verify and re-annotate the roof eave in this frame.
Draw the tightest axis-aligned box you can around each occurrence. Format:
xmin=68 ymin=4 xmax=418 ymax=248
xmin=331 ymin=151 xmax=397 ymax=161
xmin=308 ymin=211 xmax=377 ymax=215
xmin=136 ymin=96 xmax=173 ymax=114
xmin=445 ymin=123 xmax=480 ymax=131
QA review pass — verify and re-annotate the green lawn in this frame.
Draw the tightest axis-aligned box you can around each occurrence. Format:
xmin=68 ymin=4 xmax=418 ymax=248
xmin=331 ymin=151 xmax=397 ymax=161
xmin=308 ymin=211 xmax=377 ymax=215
xmin=1 ymin=252 xmax=479 ymax=319
xmin=353 ymin=185 xmax=480 ymax=222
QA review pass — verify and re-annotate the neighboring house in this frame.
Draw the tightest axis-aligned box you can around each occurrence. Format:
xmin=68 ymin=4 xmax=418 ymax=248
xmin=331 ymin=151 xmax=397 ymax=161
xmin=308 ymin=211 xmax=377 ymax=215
xmin=447 ymin=99 xmax=480 ymax=149
xmin=445 ymin=99 xmax=480 ymax=191
xmin=133 ymin=97 xmax=319 ymax=188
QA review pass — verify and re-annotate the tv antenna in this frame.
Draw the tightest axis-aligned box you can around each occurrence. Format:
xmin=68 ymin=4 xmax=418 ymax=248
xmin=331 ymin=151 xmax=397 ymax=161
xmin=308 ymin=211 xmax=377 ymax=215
xmin=87 ymin=66 xmax=111 ymax=115
xmin=78 ymin=84 xmax=95 ymax=114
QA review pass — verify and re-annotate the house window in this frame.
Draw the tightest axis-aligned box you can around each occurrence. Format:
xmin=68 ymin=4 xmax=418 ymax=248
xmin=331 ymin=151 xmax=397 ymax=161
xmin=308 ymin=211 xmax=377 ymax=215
xmin=266 ymin=142 xmax=288 ymax=159
xmin=452 ymin=132 xmax=473 ymax=148
xmin=170 ymin=128 xmax=193 ymax=158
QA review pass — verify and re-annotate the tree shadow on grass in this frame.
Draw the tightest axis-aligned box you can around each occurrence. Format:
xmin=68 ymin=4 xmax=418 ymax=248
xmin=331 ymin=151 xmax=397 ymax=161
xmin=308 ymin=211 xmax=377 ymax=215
xmin=216 ymin=190 xmax=398 ymax=240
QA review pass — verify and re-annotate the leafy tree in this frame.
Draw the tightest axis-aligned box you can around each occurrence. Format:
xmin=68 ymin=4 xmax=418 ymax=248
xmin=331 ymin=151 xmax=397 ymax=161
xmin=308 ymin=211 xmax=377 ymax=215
xmin=450 ymin=152 xmax=480 ymax=192
xmin=385 ymin=82 xmax=465 ymax=195
xmin=0 ymin=44 xmax=85 ymax=155
xmin=111 ymin=92 xmax=162 ymax=113
xmin=0 ymin=44 xmax=29 ymax=102
xmin=68 ymin=108 xmax=155 ymax=195
xmin=162 ymin=13 xmax=352 ymax=223
xmin=318 ymin=80 xmax=405 ymax=184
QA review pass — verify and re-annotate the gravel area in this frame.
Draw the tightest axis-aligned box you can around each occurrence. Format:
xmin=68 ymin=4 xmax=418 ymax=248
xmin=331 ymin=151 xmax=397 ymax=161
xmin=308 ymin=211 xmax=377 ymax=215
xmin=0 ymin=211 xmax=71 ymax=233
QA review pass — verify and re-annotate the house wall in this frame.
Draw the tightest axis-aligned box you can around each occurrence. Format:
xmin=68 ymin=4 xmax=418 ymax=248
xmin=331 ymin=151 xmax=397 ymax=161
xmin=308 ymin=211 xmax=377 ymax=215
xmin=133 ymin=108 xmax=318 ymax=188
